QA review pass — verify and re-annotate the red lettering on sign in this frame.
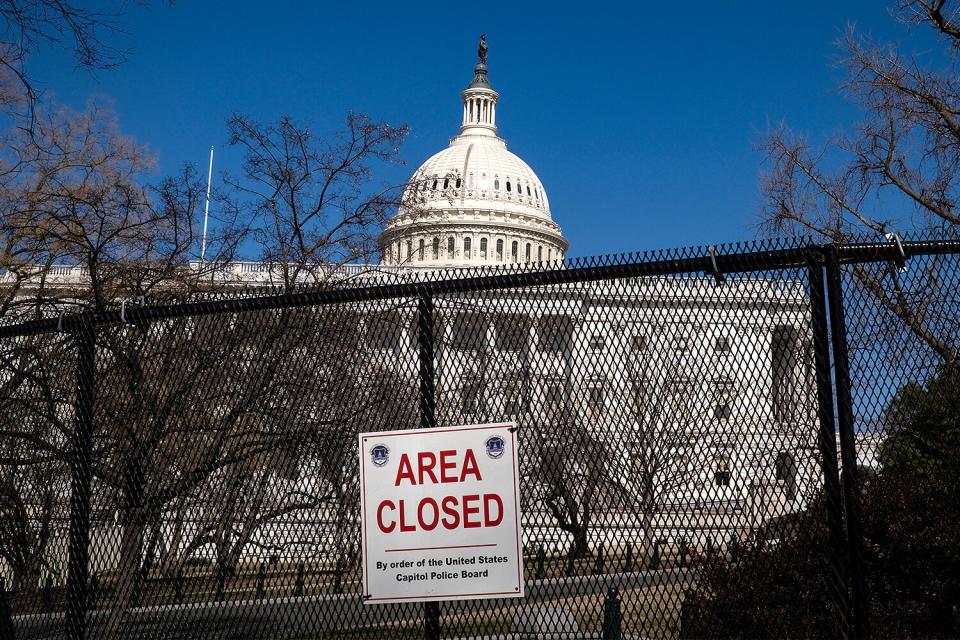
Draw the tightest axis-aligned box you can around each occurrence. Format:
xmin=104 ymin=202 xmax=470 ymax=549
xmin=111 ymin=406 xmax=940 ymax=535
xmin=461 ymin=449 xmax=482 ymax=482
xmin=418 ymin=497 xmax=439 ymax=530
xmin=441 ymin=495 xmax=460 ymax=529
xmin=398 ymin=503 xmax=415 ymax=532
xmin=440 ymin=450 xmax=457 ymax=482
xmin=377 ymin=500 xmax=396 ymax=533
xmin=418 ymin=451 xmax=439 ymax=484
xmin=484 ymin=493 xmax=503 ymax=526
xmin=462 ymin=494 xmax=481 ymax=528
xmin=395 ymin=454 xmax=415 ymax=486
xmin=394 ymin=449 xmax=484 ymax=486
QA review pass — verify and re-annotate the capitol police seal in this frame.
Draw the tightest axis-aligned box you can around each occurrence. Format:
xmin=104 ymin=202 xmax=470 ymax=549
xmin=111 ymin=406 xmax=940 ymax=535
xmin=370 ymin=443 xmax=390 ymax=467
xmin=485 ymin=435 xmax=505 ymax=459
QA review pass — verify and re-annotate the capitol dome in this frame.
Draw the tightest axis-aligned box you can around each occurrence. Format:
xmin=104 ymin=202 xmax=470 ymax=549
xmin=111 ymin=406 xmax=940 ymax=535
xmin=380 ymin=38 xmax=568 ymax=268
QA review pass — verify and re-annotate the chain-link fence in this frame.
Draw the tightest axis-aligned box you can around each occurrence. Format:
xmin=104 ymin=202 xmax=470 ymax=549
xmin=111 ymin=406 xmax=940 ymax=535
xmin=0 ymin=237 xmax=957 ymax=639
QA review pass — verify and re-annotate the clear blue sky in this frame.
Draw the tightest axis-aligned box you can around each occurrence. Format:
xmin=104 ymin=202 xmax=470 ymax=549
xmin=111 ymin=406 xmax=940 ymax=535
xmin=28 ymin=1 xmax=921 ymax=258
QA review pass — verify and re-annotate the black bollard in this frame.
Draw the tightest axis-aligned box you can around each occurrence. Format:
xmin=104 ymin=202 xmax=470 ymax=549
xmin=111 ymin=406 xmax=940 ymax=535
xmin=680 ymin=587 xmax=699 ymax=637
xmin=131 ymin=567 xmax=144 ymax=609
xmin=333 ymin=558 xmax=343 ymax=595
xmin=534 ymin=545 xmax=546 ymax=580
xmin=728 ymin=531 xmax=740 ymax=560
xmin=0 ymin=578 xmax=14 ymax=639
xmin=566 ymin=545 xmax=576 ymax=577
xmin=89 ymin=574 xmax=99 ymax=610
xmin=41 ymin=575 xmax=53 ymax=614
xmin=601 ymin=586 xmax=622 ymax=639
xmin=215 ymin=566 xmax=226 ymax=602
xmin=650 ymin=540 xmax=661 ymax=571
xmin=174 ymin=570 xmax=184 ymax=605
xmin=294 ymin=562 xmax=305 ymax=597
xmin=255 ymin=564 xmax=266 ymax=600
xmin=594 ymin=542 xmax=605 ymax=575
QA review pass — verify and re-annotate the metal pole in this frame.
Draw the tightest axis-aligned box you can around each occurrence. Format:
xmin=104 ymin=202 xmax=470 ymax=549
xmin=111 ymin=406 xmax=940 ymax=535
xmin=201 ymin=145 xmax=214 ymax=262
xmin=417 ymin=293 xmax=441 ymax=640
xmin=65 ymin=311 xmax=96 ymax=640
xmin=824 ymin=247 xmax=872 ymax=639
xmin=807 ymin=254 xmax=852 ymax=639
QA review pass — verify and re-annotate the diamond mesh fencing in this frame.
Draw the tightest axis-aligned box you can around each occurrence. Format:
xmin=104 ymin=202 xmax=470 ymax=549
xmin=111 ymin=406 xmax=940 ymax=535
xmin=0 ymin=237 xmax=956 ymax=639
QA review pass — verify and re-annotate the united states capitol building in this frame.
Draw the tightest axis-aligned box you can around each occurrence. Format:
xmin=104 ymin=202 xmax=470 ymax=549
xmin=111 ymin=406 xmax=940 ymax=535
xmin=0 ymin=40 xmax=855 ymax=579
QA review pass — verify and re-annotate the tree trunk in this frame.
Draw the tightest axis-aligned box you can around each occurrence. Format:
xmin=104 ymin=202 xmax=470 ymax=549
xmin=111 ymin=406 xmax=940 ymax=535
xmin=103 ymin=516 xmax=145 ymax=640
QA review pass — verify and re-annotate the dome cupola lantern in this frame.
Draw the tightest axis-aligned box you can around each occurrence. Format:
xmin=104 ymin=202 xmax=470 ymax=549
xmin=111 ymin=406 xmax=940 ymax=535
xmin=461 ymin=34 xmax=499 ymax=136
xmin=380 ymin=36 xmax=568 ymax=268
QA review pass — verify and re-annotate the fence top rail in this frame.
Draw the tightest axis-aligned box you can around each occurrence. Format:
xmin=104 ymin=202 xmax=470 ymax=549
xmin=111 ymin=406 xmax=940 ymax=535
xmin=0 ymin=238 xmax=955 ymax=339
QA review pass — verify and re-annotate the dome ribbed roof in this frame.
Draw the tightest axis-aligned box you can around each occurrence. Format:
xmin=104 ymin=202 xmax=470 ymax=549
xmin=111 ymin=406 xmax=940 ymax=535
xmin=402 ymin=133 xmax=552 ymax=219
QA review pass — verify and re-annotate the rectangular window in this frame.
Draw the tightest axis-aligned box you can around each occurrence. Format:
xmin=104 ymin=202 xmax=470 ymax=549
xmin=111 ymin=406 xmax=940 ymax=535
xmin=544 ymin=383 xmax=563 ymax=416
xmin=715 ymin=335 xmax=731 ymax=352
xmin=495 ymin=317 xmax=527 ymax=352
xmin=713 ymin=379 xmax=735 ymax=423
xmin=771 ymin=325 xmax=798 ymax=422
xmin=670 ymin=380 xmax=692 ymax=423
xmin=714 ymin=454 xmax=731 ymax=487
xmin=539 ymin=317 xmax=572 ymax=353
xmin=452 ymin=314 xmax=486 ymax=351
xmin=631 ymin=381 xmax=648 ymax=420
xmin=366 ymin=316 xmax=403 ymax=351
xmin=462 ymin=383 xmax=481 ymax=415
xmin=673 ymin=335 xmax=689 ymax=353
xmin=504 ymin=391 xmax=522 ymax=416
xmin=588 ymin=333 xmax=606 ymax=353
xmin=587 ymin=382 xmax=605 ymax=418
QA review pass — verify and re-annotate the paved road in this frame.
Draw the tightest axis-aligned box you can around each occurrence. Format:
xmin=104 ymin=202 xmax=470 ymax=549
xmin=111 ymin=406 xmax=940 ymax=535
xmin=14 ymin=567 xmax=693 ymax=639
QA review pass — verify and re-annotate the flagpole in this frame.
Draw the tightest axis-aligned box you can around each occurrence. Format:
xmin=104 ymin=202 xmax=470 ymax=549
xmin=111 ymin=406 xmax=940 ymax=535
xmin=201 ymin=145 xmax=214 ymax=262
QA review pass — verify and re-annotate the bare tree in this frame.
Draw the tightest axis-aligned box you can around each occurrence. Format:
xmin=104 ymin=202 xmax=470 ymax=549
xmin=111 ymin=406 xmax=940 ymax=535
xmin=1 ymin=1 xmax=158 ymax=127
xmin=758 ymin=0 xmax=960 ymax=364
xmin=222 ymin=113 xmax=410 ymax=288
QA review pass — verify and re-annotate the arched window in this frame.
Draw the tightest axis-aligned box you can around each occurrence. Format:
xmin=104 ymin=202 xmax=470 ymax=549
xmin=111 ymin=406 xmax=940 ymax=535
xmin=527 ymin=184 xmax=532 ymax=196
xmin=468 ymin=173 xmax=475 ymax=189
xmin=464 ymin=237 xmax=472 ymax=258
xmin=511 ymin=241 xmax=518 ymax=262
xmin=406 ymin=240 xmax=413 ymax=261
xmin=547 ymin=248 xmax=552 ymax=263
xmin=432 ymin=237 xmax=440 ymax=260
xmin=418 ymin=238 xmax=425 ymax=260
xmin=448 ymin=237 xmax=455 ymax=259
xmin=506 ymin=181 xmax=512 ymax=192
xmin=432 ymin=179 xmax=437 ymax=190
xmin=537 ymin=246 xmax=543 ymax=263
xmin=443 ymin=178 xmax=449 ymax=189
xmin=534 ymin=187 xmax=539 ymax=201
xmin=494 ymin=178 xmax=500 ymax=191
xmin=496 ymin=239 xmax=504 ymax=260
xmin=480 ymin=237 xmax=488 ymax=259
xmin=455 ymin=177 xmax=462 ymax=189
xmin=525 ymin=243 xmax=531 ymax=262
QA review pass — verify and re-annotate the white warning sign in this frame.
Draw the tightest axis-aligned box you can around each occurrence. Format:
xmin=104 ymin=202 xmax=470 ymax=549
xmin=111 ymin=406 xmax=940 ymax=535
xmin=359 ymin=422 xmax=523 ymax=604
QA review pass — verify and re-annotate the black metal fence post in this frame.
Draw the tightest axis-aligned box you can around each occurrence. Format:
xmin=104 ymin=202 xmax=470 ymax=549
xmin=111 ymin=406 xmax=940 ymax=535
xmin=808 ymin=253 xmax=853 ymax=639
xmin=825 ymin=247 xmax=872 ymax=639
xmin=65 ymin=311 xmax=96 ymax=640
xmin=417 ymin=293 xmax=441 ymax=640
